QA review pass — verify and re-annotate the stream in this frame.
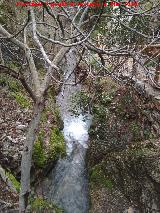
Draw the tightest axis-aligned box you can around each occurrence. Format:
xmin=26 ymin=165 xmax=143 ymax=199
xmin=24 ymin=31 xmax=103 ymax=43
xmin=43 ymin=48 xmax=92 ymax=213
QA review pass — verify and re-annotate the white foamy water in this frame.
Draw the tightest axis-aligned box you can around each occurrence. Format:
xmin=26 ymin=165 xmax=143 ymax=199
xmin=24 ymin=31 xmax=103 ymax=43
xmin=63 ymin=114 xmax=92 ymax=155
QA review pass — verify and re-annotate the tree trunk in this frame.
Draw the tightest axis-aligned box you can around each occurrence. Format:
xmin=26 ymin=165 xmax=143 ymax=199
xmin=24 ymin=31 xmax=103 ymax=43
xmin=154 ymin=57 xmax=160 ymax=84
xmin=19 ymin=101 xmax=44 ymax=212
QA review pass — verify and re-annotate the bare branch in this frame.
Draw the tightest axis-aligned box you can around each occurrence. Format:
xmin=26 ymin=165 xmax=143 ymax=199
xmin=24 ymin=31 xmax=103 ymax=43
xmin=0 ymin=25 xmax=41 ymax=96
xmin=30 ymin=8 xmax=59 ymax=71
xmin=0 ymin=64 xmax=37 ymax=102
xmin=23 ymin=26 xmax=41 ymax=96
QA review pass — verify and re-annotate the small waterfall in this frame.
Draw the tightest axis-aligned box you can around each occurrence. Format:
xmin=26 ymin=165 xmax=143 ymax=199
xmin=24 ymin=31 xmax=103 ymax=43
xmin=43 ymin=48 xmax=92 ymax=213
xmin=63 ymin=114 xmax=90 ymax=155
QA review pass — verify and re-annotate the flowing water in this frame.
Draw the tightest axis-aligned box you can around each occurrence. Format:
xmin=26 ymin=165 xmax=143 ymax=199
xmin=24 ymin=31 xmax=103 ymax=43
xmin=43 ymin=48 xmax=92 ymax=213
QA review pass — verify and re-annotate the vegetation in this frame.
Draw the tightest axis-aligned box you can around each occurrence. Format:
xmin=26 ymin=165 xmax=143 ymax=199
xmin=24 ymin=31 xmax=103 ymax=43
xmin=33 ymin=128 xmax=65 ymax=168
xmin=49 ymin=128 xmax=66 ymax=159
xmin=6 ymin=170 xmax=20 ymax=193
xmin=0 ymin=0 xmax=160 ymax=212
xmin=33 ymin=136 xmax=47 ymax=168
xmin=10 ymin=91 xmax=31 ymax=108
xmin=90 ymin=164 xmax=113 ymax=189
xmin=30 ymin=197 xmax=64 ymax=213
xmin=0 ymin=75 xmax=31 ymax=108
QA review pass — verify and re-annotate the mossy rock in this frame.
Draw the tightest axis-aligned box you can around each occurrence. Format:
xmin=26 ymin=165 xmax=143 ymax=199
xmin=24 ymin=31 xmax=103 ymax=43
xmin=5 ymin=170 xmax=20 ymax=193
xmin=49 ymin=128 xmax=66 ymax=159
xmin=32 ymin=138 xmax=47 ymax=168
xmin=33 ymin=128 xmax=66 ymax=169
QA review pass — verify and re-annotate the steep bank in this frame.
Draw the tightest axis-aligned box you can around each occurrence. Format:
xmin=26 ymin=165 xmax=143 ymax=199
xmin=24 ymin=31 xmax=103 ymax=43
xmin=88 ymin=83 xmax=160 ymax=212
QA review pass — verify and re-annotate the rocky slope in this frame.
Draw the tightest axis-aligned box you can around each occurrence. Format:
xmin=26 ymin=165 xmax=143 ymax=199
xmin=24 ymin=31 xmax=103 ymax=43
xmin=88 ymin=84 xmax=160 ymax=213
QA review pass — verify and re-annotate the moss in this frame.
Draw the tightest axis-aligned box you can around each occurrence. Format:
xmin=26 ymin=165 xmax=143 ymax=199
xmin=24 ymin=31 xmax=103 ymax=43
xmin=31 ymin=197 xmax=64 ymax=213
xmin=90 ymin=164 xmax=113 ymax=189
xmin=8 ymin=80 xmax=20 ymax=92
xmin=0 ymin=75 xmax=20 ymax=91
xmin=1 ymin=74 xmax=31 ymax=108
xmin=10 ymin=91 xmax=31 ymax=108
xmin=33 ymin=128 xmax=66 ymax=169
xmin=33 ymin=137 xmax=47 ymax=168
xmin=33 ymin=105 xmax=66 ymax=169
xmin=49 ymin=128 xmax=66 ymax=160
xmin=6 ymin=171 xmax=20 ymax=193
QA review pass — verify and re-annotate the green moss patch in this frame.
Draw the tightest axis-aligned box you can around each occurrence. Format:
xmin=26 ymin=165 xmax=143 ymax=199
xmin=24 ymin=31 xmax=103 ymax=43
xmin=49 ymin=128 xmax=66 ymax=158
xmin=33 ymin=128 xmax=66 ymax=169
xmin=32 ymin=136 xmax=47 ymax=168
xmin=90 ymin=164 xmax=113 ymax=189
xmin=30 ymin=197 xmax=64 ymax=213
xmin=0 ymin=75 xmax=31 ymax=108
xmin=10 ymin=92 xmax=31 ymax=108
xmin=6 ymin=171 xmax=20 ymax=193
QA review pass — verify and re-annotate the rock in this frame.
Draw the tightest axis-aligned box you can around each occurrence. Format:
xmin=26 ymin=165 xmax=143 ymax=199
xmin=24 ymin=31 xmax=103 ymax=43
xmin=16 ymin=124 xmax=27 ymax=130
xmin=0 ymin=165 xmax=17 ymax=193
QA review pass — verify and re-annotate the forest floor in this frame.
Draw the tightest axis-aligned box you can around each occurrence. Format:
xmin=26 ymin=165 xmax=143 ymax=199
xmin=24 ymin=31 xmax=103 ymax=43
xmin=0 ymin=88 xmax=32 ymax=174
xmin=0 ymin=87 xmax=32 ymax=212
xmin=0 ymin=176 xmax=18 ymax=212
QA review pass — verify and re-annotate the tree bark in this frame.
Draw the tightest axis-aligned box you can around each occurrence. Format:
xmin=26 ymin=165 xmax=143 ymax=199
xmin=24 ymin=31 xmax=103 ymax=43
xmin=154 ymin=57 xmax=160 ymax=84
xmin=19 ymin=101 xmax=44 ymax=212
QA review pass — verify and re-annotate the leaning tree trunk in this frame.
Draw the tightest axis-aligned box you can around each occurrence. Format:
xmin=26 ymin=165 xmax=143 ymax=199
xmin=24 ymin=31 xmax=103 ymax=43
xmin=19 ymin=100 xmax=44 ymax=212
